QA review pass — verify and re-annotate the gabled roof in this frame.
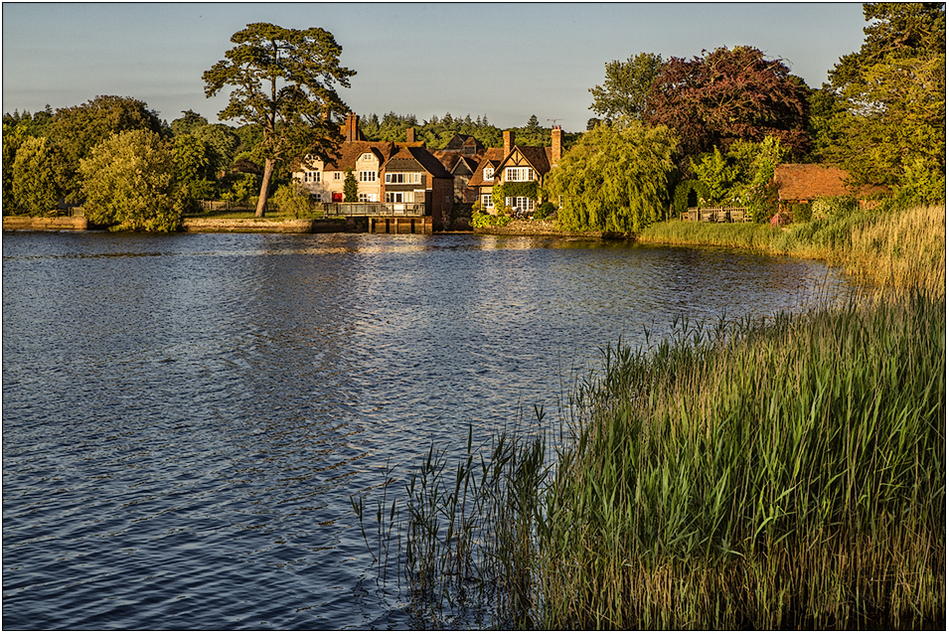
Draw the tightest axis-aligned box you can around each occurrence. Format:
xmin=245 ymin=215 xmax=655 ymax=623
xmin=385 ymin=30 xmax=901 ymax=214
xmin=385 ymin=146 xmax=453 ymax=179
xmin=466 ymin=148 xmax=506 ymax=188
xmin=495 ymin=145 xmax=552 ymax=177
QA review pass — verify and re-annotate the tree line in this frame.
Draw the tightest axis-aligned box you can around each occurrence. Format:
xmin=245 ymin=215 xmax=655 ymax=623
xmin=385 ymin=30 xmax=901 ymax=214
xmin=2 ymin=4 xmax=944 ymax=232
xmin=548 ymin=2 xmax=945 ymax=232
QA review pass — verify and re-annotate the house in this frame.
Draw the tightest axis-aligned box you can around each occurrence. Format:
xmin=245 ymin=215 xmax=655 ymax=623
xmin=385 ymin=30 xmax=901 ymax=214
xmin=774 ymin=164 xmax=851 ymax=206
xmin=292 ymin=114 xmax=453 ymax=228
xmin=432 ymin=134 xmax=485 ymax=203
xmin=381 ymin=145 xmax=454 ymax=226
xmin=773 ymin=163 xmax=888 ymax=213
xmin=468 ymin=127 xmax=564 ymax=216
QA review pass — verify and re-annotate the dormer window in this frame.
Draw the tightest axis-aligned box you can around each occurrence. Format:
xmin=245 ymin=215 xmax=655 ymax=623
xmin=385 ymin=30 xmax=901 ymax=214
xmin=483 ymin=167 xmax=494 ymax=181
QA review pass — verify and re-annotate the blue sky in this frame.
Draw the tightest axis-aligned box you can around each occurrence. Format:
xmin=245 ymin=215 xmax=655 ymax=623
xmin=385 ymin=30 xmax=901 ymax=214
xmin=3 ymin=2 xmax=868 ymax=132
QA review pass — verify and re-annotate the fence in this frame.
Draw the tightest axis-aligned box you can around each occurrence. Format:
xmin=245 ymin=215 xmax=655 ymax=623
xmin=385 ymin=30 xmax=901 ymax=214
xmin=315 ymin=202 xmax=427 ymax=217
xmin=681 ymin=206 xmax=751 ymax=223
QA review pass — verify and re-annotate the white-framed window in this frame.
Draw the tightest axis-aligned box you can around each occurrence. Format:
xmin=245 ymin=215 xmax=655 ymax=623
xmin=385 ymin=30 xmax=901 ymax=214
xmin=481 ymin=193 xmax=494 ymax=209
xmin=303 ymin=171 xmax=320 ymax=183
xmin=359 ymin=170 xmax=377 ymax=182
xmin=334 ymin=172 xmax=342 ymax=180
xmin=505 ymin=196 xmax=536 ymax=212
xmin=358 ymin=192 xmax=378 ymax=202
xmin=385 ymin=191 xmax=416 ymax=203
xmin=505 ymin=167 xmax=535 ymax=182
xmin=384 ymin=172 xmax=422 ymax=184
xmin=483 ymin=167 xmax=494 ymax=181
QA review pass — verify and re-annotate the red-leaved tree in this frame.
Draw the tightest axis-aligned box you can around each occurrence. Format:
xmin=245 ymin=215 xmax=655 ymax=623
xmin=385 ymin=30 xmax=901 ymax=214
xmin=644 ymin=46 xmax=810 ymax=162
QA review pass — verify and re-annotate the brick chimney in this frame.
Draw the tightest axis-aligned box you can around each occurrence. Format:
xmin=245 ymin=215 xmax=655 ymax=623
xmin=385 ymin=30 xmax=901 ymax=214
xmin=406 ymin=127 xmax=415 ymax=143
xmin=344 ymin=113 xmax=361 ymax=142
xmin=503 ymin=130 xmax=515 ymax=157
xmin=551 ymin=126 xmax=563 ymax=166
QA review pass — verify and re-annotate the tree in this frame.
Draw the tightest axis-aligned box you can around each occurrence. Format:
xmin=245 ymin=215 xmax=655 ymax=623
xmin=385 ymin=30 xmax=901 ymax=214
xmin=192 ymin=123 xmax=241 ymax=176
xmin=12 ymin=136 xmax=66 ymax=215
xmin=644 ymin=46 xmax=810 ymax=162
xmin=589 ymin=52 xmax=663 ymax=124
xmin=170 ymin=109 xmax=209 ymax=137
xmin=79 ymin=129 xmax=183 ymax=231
xmin=45 ymin=95 xmax=166 ymax=202
xmin=820 ymin=3 xmax=945 ymax=191
xmin=343 ymin=168 xmax=358 ymax=202
xmin=545 ymin=122 xmax=678 ymax=233
xmin=203 ymin=22 xmax=356 ymax=217
xmin=173 ymin=134 xmax=215 ymax=199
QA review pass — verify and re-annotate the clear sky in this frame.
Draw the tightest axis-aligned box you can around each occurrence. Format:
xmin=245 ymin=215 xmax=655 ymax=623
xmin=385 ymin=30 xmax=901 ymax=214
xmin=2 ymin=2 xmax=868 ymax=132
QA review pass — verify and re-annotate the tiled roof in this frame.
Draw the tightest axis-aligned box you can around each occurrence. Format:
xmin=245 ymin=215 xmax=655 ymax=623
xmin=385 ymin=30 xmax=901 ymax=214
xmin=321 ymin=141 xmax=400 ymax=171
xmin=493 ymin=145 xmax=553 ymax=177
xmin=774 ymin=164 xmax=851 ymax=201
xmin=466 ymin=149 xmax=506 ymax=188
xmin=386 ymin=146 xmax=453 ymax=179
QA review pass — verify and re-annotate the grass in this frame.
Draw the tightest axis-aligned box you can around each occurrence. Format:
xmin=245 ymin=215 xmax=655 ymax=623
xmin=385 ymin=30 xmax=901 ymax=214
xmin=351 ymin=204 xmax=946 ymax=629
xmin=639 ymin=204 xmax=946 ymax=294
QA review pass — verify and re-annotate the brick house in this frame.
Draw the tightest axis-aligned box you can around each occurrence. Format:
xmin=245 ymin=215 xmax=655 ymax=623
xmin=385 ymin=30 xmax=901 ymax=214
xmin=468 ymin=127 xmax=564 ymax=215
xmin=292 ymin=114 xmax=453 ymax=227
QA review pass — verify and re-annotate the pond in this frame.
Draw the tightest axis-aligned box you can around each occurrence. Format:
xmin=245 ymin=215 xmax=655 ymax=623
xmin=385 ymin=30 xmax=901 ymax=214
xmin=2 ymin=231 xmax=854 ymax=629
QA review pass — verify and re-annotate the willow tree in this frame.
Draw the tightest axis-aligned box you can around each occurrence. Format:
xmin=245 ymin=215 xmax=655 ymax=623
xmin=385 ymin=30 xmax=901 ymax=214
xmin=546 ymin=122 xmax=678 ymax=233
xmin=203 ymin=23 xmax=355 ymax=217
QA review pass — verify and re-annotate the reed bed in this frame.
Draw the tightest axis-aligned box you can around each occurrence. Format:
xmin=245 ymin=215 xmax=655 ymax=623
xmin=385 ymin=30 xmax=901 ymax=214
xmin=640 ymin=205 xmax=946 ymax=295
xmin=537 ymin=288 xmax=945 ymax=628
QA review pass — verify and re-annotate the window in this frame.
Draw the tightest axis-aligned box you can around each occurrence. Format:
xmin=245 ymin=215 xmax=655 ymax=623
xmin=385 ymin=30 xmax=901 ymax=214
xmin=358 ymin=192 xmax=378 ymax=202
xmin=385 ymin=191 xmax=416 ymax=203
xmin=481 ymin=193 xmax=494 ymax=209
xmin=303 ymin=171 xmax=320 ymax=183
xmin=334 ymin=172 xmax=342 ymax=180
xmin=483 ymin=167 xmax=494 ymax=181
xmin=384 ymin=172 xmax=422 ymax=184
xmin=505 ymin=167 xmax=535 ymax=182
xmin=505 ymin=196 xmax=536 ymax=212
xmin=359 ymin=171 xmax=377 ymax=182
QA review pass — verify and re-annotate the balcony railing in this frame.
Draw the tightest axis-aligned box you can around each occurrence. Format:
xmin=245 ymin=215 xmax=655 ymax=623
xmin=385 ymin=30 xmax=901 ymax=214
xmin=316 ymin=202 xmax=427 ymax=216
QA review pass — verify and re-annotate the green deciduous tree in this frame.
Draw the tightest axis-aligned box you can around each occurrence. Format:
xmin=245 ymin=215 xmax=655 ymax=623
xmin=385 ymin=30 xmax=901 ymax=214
xmin=192 ymin=123 xmax=241 ymax=176
xmin=170 ymin=110 xmax=209 ymax=136
xmin=819 ymin=3 xmax=945 ymax=192
xmin=79 ymin=129 xmax=183 ymax=231
xmin=173 ymin=134 xmax=216 ymax=200
xmin=45 ymin=95 xmax=166 ymax=202
xmin=545 ymin=122 xmax=678 ymax=233
xmin=203 ymin=22 xmax=356 ymax=217
xmin=589 ymin=52 xmax=663 ymax=124
xmin=12 ymin=136 xmax=66 ymax=215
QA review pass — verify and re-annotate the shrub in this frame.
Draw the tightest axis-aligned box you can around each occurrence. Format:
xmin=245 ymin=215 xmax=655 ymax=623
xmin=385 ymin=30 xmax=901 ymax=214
xmin=535 ymin=201 xmax=556 ymax=220
xmin=271 ymin=182 xmax=311 ymax=218
xmin=790 ymin=202 xmax=812 ymax=223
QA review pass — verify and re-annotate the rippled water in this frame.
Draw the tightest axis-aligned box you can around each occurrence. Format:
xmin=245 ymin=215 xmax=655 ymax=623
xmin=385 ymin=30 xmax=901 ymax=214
xmin=2 ymin=231 xmax=853 ymax=629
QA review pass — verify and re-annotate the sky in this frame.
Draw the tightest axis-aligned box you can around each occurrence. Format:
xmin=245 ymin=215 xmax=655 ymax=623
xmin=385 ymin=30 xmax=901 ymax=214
xmin=2 ymin=2 xmax=869 ymax=133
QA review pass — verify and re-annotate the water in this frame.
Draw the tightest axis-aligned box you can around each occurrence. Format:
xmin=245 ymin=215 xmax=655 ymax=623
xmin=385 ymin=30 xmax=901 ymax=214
xmin=2 ymin=231 xmax=853 ymax=629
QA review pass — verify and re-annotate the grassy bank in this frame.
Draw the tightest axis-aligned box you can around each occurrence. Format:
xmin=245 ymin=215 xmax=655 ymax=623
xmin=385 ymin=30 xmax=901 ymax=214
xmin=638 ymin=204 xmax=946 ymax=295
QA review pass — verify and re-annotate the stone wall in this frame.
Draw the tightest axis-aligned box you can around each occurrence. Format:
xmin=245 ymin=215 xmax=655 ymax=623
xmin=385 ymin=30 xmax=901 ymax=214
xmin=3 ymin=216 xmax=89 ymax=231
